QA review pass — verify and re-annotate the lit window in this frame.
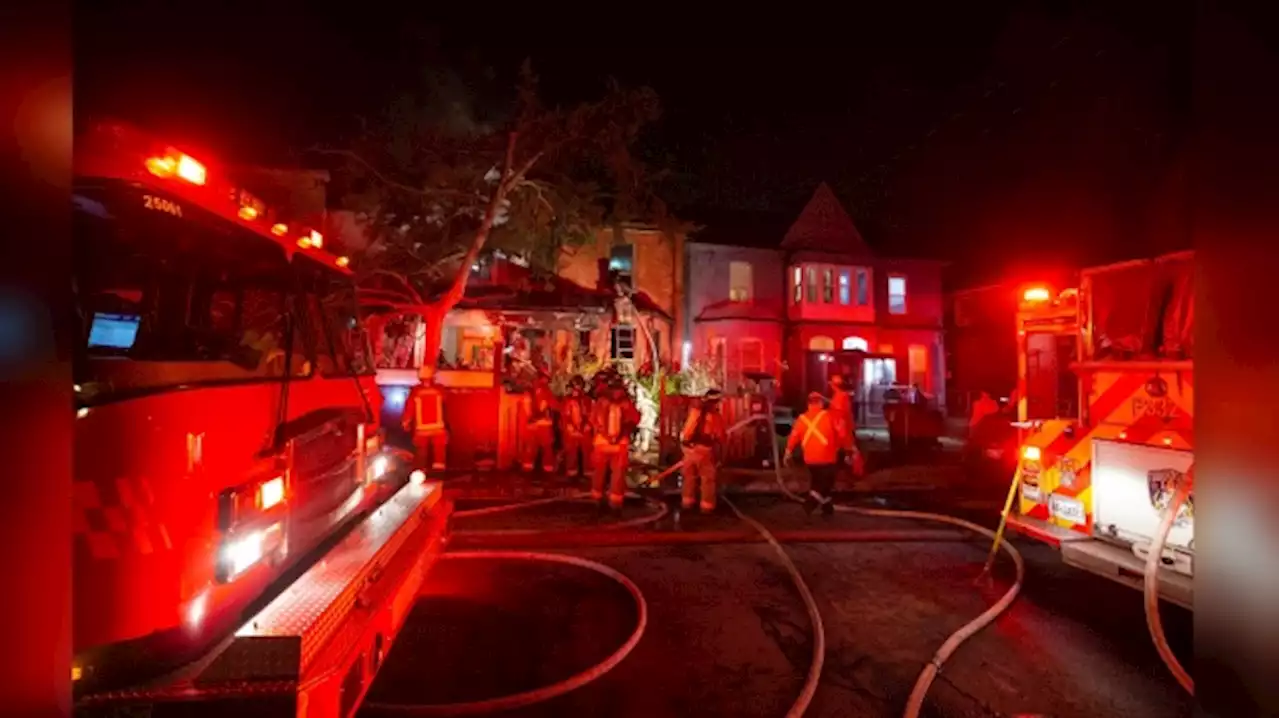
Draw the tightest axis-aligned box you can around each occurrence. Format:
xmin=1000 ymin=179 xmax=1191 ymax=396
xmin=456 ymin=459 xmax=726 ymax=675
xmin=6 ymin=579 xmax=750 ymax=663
xmin=809 ymin=336 xmax=834 ymax=351
xmin=729 ymin=261 xmax=753 ymax=302
xmin=792 ymin=267 xmax=802 ymax=304
xmin=856 ymin=268 xmax=870 ymax=306
xmin=908 ymin=344 xmax=929 ymax=389
xmin=806 ymin=267 xmax=818 ymax=303
xmin=609 ymin=244 xmax=634 ymax=275
xmin=842 ymin=336 xmax=868 ymax=351
xmin=838 ymin=270 xmax=851 ymax=305
xmin=888 ymin=275 xmax=907 ymax=314
xmin=822 ymin=268 xmax=834 ymax=303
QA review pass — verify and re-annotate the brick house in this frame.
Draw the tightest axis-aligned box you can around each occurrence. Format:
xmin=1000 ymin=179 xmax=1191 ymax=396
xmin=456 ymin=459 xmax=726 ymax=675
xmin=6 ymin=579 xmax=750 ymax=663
xmin=684 ymin=184 xmax=948 ymax=421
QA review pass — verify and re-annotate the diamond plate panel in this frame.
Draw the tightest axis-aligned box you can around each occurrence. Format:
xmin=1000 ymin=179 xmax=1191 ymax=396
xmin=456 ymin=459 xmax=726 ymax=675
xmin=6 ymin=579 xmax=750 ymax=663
xmin=198 ymin=481 xmax=441 ymax=684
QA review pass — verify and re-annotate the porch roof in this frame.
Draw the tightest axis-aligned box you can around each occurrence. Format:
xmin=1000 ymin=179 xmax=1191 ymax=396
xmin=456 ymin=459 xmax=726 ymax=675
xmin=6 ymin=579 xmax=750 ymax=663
xmin=457 ymin=274 xmax=672 ymax=321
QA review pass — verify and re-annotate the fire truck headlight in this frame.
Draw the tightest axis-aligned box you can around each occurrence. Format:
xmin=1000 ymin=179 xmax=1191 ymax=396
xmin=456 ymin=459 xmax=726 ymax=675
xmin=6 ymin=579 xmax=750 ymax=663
xmin=223 ymin=531 xmax=264 ymax=577
xmin=1021 ymin=446 xmax=1041 ymax=462
xmin=410 ymin=469 xmax=426 ymax=485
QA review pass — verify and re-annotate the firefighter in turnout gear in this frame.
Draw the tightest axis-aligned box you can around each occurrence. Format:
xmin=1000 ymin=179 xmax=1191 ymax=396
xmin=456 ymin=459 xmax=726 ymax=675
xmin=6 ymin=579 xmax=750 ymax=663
xmin=785 ymin=391 xmax=852 ymax=514
xmin=402 ymin=367 xmax=448 ymax=471
xmin=828 ymin=373 xmax=863 ymax=476
xmin=591 ymin=376 xmax=640 ymax=510
xmin=562 ymin=375 xmax=593 ymax=478
xmin=522 ymin=373 xmax=558 ymax=473
xmin=680 ymin=388 xmax=727 ymax=513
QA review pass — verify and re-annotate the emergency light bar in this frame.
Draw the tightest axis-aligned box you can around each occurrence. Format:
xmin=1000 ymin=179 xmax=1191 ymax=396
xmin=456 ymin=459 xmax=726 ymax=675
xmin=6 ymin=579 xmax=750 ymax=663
xmin=146 ymin=151 xmax=207 ymax=186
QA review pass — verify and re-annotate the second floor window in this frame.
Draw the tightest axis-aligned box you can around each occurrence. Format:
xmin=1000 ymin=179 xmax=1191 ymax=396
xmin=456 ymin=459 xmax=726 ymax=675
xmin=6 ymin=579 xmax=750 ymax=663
xmin=856 ymin=268 xmax=870 ymax=306
xmin=838 ymin=270 xmax=851 ymax=304
xmin=822 ymin=268 xmax=834 ymax=303
xmin=805 ymin=267 xmax=818 ymax=303
xmin=792 ymin=267 xmax=802 ymax=304
xmin=888 ymin=275 xmax=907 ymax=314
xmin=609 ymin=244 xmax=634 ymax=277
xmin=729 ymin=261 xmax=753 ymax=302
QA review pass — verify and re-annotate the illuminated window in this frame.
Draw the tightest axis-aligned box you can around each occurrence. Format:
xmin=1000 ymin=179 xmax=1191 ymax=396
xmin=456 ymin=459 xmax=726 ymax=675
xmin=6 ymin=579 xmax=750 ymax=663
xmin=856 ymin=268 xmax=870 ymax=306
xmin=842 ymin=336 xmax=868 ymax=351
xmin=822 ymin=268 xmax=834 ymax=303
xmin=809 ymin=336 xmax=835 ymax=351
xmin=908 ymin=344 xmax=930 ymax=389
xmin=805 ymin=267 xmax=818 ymax=303
xmin=838 ymin=270 xmax=851 ymax=305
xmin=792 ymin=267 xmax=802 ymax=304
xmin=729 ymin=261 xmax=753 ymax=302
xmin=888 ymin=275 xmax=907 ymax=314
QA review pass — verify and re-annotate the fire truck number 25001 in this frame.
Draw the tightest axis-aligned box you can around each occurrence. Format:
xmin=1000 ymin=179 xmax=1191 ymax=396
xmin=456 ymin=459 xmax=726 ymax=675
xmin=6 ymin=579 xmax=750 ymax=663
xmin=142 ymin=194 xmax=183 ymax=217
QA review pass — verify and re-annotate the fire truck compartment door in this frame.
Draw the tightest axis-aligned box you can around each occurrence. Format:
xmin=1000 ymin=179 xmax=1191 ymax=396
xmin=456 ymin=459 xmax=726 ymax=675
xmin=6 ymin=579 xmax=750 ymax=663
xmin=1091 ymin=439 xmax=1194 ymax=556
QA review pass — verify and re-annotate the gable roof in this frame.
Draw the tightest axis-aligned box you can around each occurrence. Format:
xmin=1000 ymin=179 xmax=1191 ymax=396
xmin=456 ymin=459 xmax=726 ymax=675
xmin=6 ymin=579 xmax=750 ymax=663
xmin=780 ymin=182 xmax=873 ymax=257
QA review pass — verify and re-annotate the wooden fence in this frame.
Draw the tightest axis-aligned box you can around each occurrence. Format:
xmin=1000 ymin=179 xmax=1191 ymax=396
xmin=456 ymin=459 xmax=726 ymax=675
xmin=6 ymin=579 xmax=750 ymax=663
xmin=658 ymin=394 xmax=764 ymax=465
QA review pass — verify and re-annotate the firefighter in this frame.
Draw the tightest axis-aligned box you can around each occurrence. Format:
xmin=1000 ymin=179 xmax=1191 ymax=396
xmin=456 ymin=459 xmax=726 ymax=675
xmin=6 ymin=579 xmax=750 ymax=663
xmin=401 ymin=368 xmax=448 ymax=472
xmin=828 ymin=373 xmax=862 ymax=475
xmin=680 ymin=388 xmax=727 ymax=513
xmin=785 ymin=391 xmax=852 ymax=515
xmin=561 ymin=375 xmax=593 ymax=478
xmin=522 ymin=372 xmax=558 ymax=473
xmin=591 ymin=375 xmax=640 ymax=510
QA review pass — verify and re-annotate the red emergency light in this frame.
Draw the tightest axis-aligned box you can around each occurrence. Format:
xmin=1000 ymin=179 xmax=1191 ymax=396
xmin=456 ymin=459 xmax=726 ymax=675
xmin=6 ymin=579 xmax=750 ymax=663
xmin=146 ymin=151 xmax=207 ymax=186
xmin=1022 ymin=286 xmax=1051 ymax=303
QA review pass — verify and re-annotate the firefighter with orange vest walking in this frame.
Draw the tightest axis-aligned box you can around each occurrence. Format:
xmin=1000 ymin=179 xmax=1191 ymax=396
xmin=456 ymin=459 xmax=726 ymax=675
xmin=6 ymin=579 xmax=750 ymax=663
xmin=785 ymin=391 xmax=853 ymax=514
xmin=402 ymin=368 xmax=448 ymax=472
xmin=680 ymin=388 xmax=727 ymax=513
xmin=828 ymin=373 xmax=864 ymax=476
xmin=561 ymin=375 xmax=593 ymax=478
xmin=522 ymin=373 xmax=559 ymax=473
xmin=591 ymin=375 xmax=640 ymax=510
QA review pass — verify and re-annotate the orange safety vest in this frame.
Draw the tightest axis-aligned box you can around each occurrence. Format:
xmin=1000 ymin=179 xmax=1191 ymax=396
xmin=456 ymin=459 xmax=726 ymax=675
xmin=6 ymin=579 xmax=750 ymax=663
xmin=413 ymin=387 xmax=445 ymax=434
xmin=788 ymin=409 xmax=842 ymax=465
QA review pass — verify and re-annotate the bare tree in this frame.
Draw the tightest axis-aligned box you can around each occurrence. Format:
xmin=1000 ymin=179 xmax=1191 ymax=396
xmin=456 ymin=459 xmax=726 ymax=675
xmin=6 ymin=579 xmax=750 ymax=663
xmin=321 ymin=62 xmax=667 ymax=365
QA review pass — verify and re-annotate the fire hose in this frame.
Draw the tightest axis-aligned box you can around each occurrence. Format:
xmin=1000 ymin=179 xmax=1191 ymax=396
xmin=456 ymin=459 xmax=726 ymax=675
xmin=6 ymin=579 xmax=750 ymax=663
xmin=381 ymin=409 xmax=1023 ymax=717
xmin=1143 ymin=470 xmax=1194 ymax=695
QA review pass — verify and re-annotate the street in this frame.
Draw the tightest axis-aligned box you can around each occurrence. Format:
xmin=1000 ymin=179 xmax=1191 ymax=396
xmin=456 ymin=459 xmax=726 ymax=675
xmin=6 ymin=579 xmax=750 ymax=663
xmin=361 ymin=465 xmax=1194 ymax=718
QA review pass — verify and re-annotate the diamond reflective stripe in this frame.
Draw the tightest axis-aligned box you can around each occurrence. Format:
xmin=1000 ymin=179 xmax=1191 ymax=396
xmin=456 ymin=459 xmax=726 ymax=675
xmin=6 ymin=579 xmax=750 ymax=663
xmin=800 ymin=411 xmax=830 ymax=447
xmin=73 ymin=478 xmax=173 ymax=560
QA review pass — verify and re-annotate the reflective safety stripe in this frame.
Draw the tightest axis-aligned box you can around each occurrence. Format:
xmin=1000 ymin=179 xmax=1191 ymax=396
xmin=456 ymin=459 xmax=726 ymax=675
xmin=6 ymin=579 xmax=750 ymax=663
xmin=800 ymin=411 xmax=830 ymax=447
xmin=416 ymin=393 xmax=444 ymax=430
xmin=608 ymin=405 xmax=621 ymax=438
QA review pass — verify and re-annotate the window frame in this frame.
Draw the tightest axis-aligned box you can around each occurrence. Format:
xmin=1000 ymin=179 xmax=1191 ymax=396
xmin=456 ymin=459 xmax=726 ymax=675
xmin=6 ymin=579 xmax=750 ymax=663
xmin=888 ymin=274 xmax=908 ymax=315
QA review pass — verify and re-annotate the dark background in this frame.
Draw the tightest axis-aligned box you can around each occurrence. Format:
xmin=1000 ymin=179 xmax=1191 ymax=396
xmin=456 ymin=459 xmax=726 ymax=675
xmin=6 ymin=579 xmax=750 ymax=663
xmin=76 ymin=2 xmax=1202 ymax=285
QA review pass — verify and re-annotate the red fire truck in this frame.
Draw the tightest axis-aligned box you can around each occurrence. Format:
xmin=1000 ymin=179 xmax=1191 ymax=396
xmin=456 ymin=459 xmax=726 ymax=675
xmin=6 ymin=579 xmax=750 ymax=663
xmin=73 ymin=120 xmax=451 ymax=715
xmin=1007 ymin=252 xmax=1194 ymax=609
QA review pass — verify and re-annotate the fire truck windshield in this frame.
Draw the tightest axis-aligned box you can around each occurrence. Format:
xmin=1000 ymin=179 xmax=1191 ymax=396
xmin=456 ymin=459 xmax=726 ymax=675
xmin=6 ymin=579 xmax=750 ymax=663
xmin=72 ymin=179 xmax=370 ymax=402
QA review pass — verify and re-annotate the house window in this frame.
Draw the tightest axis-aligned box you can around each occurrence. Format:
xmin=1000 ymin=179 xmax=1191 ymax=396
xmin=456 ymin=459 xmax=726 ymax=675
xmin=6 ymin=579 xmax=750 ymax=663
xmin=710 ymin=336 xmax=728 ymax=385
xmin=822 ymin=268 xmax=834 ymax=303
xmin=842 ymin=336 xmax=868 ymax=351
xmin=611 ymin=325 xmax=636 ymax=360
xmin=879 ymin=344 xmax=894 ymax=355
xmin=740 ymin=338 xmax=764 ymax=374
xmin=792 ymin=267 xmax=802 ymax=304
xmin=838 ymin=270 xmax=851 ymax=305
xmin=809 ymin=336 xmax=835 ymax=351
xmin=805 ymin=267 xmax=818 ymax=303
xmin=856 ymin=268 xmax=870 ymax=306
xmin=908 ymin=344 xmax=930 ymax=389
xmin=609 ymin=243 xmax=634 ymax=290
xmin=888 ymin=275 xmax=907 ymax=314
xmin=729 ymin=261 xmax=753 ymax=302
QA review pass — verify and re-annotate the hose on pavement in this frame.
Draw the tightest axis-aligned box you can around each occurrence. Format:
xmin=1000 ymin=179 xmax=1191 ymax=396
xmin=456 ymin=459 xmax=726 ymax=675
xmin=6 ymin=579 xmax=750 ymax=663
xmin=362 ymin=550 xmax=648 ymax=717
xmin=757 ymin=404 xmax=1025 ymax=718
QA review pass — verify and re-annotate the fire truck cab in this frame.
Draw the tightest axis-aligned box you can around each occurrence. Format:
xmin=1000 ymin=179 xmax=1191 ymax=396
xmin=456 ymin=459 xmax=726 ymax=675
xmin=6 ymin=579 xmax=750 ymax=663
xmin=1008 ymin=252 xmax=1194 ymax=610
xmin=72 ymin=120 xmax=452 ymax=716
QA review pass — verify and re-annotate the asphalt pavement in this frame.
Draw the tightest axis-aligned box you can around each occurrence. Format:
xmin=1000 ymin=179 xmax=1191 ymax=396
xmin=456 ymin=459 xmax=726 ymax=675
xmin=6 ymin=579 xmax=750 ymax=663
xmin=362 ymin=480 xmax=1194 ymax=718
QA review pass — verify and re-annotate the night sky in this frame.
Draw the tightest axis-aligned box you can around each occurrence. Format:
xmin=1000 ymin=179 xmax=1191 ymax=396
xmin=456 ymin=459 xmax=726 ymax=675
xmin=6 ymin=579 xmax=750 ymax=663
xmin=77 ymin=2 xmax=1201 ymax=286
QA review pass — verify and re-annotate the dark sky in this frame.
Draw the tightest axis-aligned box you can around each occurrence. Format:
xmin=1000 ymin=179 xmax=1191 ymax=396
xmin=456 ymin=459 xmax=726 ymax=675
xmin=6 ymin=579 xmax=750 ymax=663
xmin=76 ymin=1 xmax=1199 ymax=285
